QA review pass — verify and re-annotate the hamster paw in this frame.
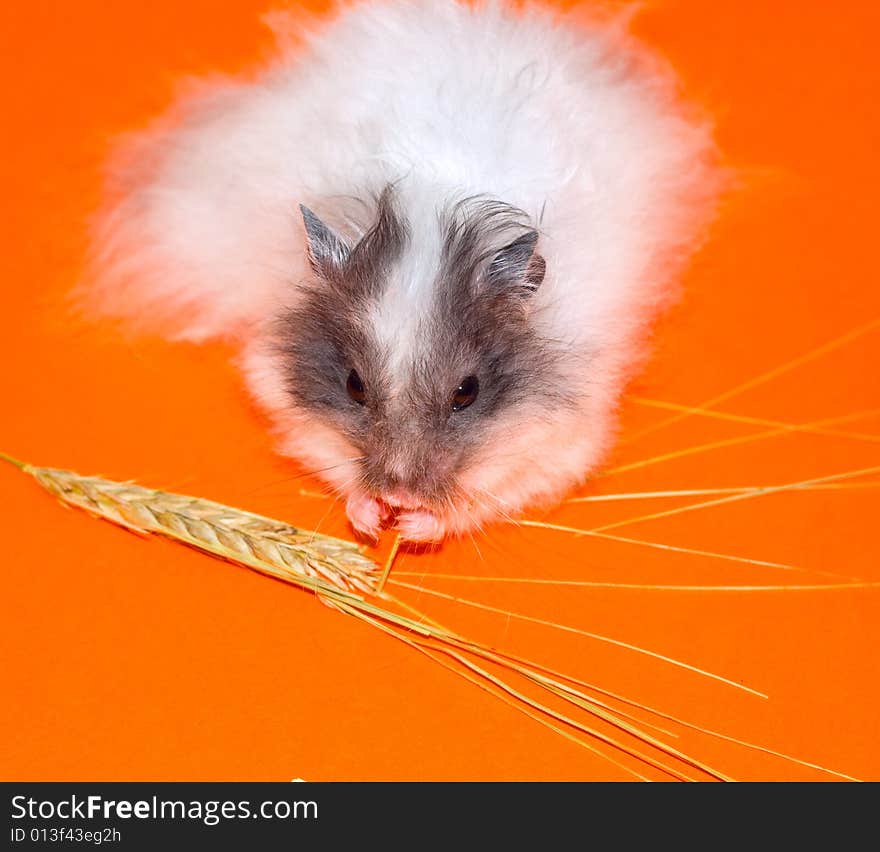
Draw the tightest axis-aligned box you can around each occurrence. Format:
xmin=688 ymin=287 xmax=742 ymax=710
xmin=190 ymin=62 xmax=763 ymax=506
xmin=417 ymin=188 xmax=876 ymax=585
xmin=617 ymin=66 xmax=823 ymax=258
xmin=395 ymin=509 xmax=445 ymax=543
xmin=345 ymin=492 xmax=385 ymax=541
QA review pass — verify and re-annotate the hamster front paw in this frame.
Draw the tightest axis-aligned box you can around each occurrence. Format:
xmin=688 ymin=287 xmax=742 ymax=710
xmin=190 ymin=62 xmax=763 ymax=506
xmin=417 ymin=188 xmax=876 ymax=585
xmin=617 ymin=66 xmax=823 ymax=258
xmin=395 ymin=509 xmax=445 ymax=543
xmin=345 ymin=492 xmax=386 ymax=541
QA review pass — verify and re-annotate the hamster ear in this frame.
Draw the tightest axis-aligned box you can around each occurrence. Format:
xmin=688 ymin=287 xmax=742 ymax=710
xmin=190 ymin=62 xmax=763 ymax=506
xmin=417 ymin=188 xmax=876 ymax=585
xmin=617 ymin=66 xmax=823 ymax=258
xmin=485 ymin=231 xmax=546 ymax=297
xmin=299 ymin=204 xmax=351 ymax=277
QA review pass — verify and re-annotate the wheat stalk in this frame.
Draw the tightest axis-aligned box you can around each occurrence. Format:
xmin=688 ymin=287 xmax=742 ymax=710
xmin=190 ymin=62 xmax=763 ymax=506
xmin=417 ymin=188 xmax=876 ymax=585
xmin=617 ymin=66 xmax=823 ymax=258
xmin=0 ymin=452 xmax=378 ymax=596
xmin=0 ymin=450 xmax=721 ymax=776
xmin=4 ymin=450 xmax=856 ymax=780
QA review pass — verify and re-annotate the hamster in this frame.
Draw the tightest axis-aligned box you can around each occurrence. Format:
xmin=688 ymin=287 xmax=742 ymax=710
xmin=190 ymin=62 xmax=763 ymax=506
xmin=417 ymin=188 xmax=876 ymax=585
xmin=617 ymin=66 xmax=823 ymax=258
xmin=86 ymin=0 xmax=723 ymax=542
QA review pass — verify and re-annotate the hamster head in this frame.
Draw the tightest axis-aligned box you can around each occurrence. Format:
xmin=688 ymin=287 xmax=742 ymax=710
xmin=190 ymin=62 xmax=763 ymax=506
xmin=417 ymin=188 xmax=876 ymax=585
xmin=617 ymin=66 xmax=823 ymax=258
xmin=273 ymin=187 xmax=581 ymax=543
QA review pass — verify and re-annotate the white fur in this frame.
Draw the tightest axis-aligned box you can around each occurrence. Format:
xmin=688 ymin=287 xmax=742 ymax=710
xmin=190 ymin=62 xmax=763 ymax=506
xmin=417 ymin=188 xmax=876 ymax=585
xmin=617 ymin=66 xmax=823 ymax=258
xmin=85 ymin=0 xmax=724 ymax=540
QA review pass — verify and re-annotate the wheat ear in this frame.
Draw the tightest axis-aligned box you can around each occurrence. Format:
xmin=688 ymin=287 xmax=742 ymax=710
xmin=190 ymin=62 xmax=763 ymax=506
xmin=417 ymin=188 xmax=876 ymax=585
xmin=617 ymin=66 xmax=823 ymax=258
xmin=7 ymin=451 xmax=854 ymax=780
xmin=0 ymin=453 xmax=378 ymax=595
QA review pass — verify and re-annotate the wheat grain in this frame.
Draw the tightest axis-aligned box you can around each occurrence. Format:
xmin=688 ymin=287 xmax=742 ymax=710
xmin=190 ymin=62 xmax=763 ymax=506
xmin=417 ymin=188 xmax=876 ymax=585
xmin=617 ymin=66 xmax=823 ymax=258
xmin=1 ymin=454 xmax=378 ymax=595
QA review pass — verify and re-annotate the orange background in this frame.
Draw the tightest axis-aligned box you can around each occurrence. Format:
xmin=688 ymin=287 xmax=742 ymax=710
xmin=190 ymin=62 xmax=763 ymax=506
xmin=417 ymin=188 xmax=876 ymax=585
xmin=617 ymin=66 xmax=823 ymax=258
xmin=1 ymin=1 xmax=877 ymax=781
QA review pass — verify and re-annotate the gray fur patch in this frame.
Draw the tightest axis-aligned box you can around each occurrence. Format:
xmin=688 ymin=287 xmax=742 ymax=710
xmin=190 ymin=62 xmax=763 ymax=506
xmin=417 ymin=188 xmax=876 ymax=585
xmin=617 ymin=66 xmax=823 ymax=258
xmin=277 ymin=186 xmax=407 ymax=435
xmin=278 ymin=187 xmax=579 ymax=510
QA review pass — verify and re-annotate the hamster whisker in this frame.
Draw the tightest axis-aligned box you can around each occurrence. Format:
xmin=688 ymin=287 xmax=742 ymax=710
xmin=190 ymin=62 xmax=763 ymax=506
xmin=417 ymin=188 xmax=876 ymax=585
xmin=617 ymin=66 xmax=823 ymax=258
xmin=456 ymin=490 xmax=489 ymax=538
xmin=305 ymin=491 xmax=344 ymax=542
xmin=307 ymin=470 xmax=379 ymax=543
xmin=466 ymin=530 xmax=486 ymax=564
xmin=243 ymin=457 xmax=365 ymax=497
xmin=472 ymin=487 xmax=522 ymax=527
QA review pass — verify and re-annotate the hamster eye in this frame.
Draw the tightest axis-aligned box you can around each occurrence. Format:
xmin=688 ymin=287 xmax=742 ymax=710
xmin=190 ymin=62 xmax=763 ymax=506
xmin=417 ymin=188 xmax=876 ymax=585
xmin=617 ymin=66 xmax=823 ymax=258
xmin=451 ymin=375 xmax=479 ymax=411
xmin=346 ymin=369 xmax=366 ymax=405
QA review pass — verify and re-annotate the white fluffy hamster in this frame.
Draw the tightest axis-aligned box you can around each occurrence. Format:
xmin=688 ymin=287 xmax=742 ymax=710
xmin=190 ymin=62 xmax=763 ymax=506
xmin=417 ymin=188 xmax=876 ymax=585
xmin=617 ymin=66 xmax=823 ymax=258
xmin=87 ymin=0 xmax=723 ymax=542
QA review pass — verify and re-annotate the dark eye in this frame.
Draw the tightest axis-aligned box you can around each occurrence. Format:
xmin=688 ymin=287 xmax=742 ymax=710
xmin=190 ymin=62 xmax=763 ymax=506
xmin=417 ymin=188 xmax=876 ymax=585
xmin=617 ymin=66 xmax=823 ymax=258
xmin=346 ymin=369 xmax=366 ymax=405
xmin=451 ymin=375 xmax=479 ymax=411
